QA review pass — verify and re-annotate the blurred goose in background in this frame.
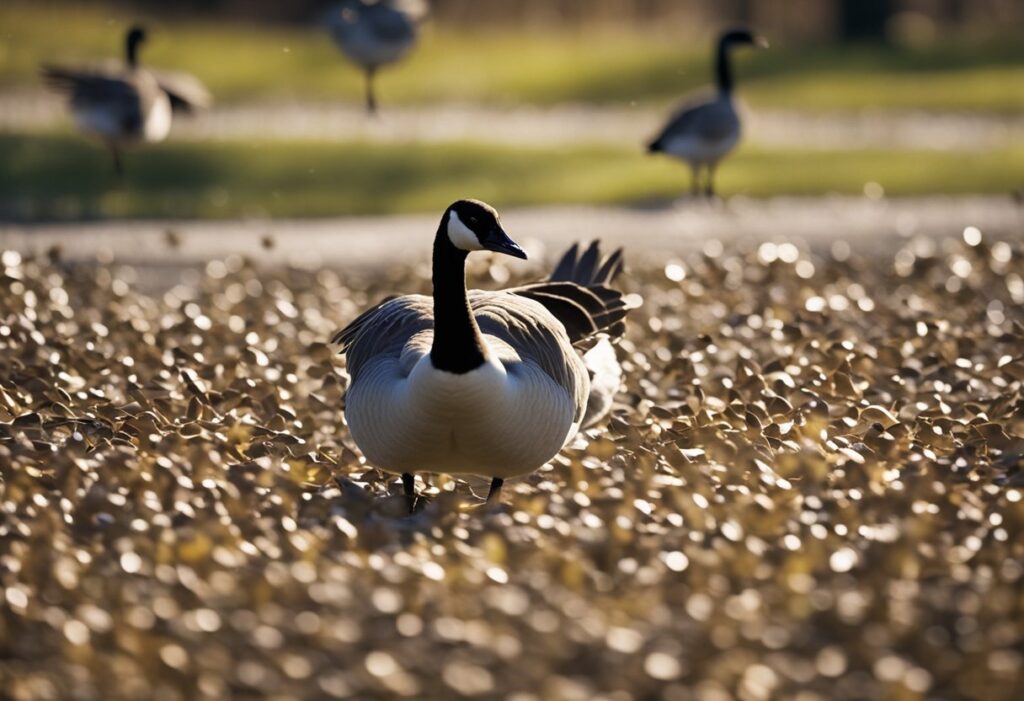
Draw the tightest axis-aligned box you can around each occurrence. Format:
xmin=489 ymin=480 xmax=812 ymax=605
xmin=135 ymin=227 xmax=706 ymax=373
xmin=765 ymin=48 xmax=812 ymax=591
xmin=333 ymin=199 xmax=630 ymax=510
xmin=648 ymin=28 xmax=767 ymax=198
xmin=41 ymin=25 xmax=211 ymax=176
xmin=326 ymin=0 xmax=427 ymax=114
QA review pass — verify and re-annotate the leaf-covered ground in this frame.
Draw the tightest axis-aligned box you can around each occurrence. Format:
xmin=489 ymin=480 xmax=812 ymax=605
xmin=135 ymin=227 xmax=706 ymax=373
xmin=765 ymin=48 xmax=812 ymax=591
xmin=1 ymin=230 xmax=1023 ymax=700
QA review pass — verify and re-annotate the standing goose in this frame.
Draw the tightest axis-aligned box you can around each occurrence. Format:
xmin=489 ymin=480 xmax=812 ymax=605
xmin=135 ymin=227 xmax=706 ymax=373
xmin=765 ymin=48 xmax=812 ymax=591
xmin=41 ymin=25 xmax=211 ymax=175
xmin=332 ymin=200 xmax=630 ymax=509
xmin=326 ymin=0 xmax=426 ymax=114
xmin=648 ymin=28 xmax=767 ymax=198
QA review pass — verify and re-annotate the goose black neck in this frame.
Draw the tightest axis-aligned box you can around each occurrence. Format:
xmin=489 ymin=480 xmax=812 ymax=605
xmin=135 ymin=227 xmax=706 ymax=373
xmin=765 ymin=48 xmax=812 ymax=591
xmin=126 ymin=35 xmax=141 ymax=68
xmin=430 ymin=225 xmax=487 ymax=374
xmin=715 ymin=38 xmax=734 ymax=94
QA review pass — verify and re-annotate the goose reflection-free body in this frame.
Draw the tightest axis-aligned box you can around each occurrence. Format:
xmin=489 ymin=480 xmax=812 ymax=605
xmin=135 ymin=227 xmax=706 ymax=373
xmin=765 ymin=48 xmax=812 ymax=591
xmin=648 ymin=28 xmax=767 ymax=198
xmin=333 ymin=200 xmax=630 ymax=509
xmin=41 ymin=25 xmax=211 ymax=175
xmin=326 ymin=0 xmax=426 ymax=114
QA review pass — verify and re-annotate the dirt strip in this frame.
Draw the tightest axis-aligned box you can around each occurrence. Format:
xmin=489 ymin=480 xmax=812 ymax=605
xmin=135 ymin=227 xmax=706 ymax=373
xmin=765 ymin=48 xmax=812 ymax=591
xmin=3 ymin=197 xmax=1022 ymax=283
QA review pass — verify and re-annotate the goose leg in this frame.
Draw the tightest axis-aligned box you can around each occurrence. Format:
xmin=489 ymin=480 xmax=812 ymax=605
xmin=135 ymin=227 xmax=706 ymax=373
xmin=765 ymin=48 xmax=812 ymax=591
xmin=486 ymin=478 xmax=504 ymax=503
xmin=689 ymin=165 xmax=700 ymax=198
xmin=401 ymin=472 xmax=416 ymax=512
xmin=109 ymin=144 xmax=124 ymax=179
xmin=705 ymin=164 xmax=717 ymax=199
xmin=364 ymin=67 xmax=378 ymax=115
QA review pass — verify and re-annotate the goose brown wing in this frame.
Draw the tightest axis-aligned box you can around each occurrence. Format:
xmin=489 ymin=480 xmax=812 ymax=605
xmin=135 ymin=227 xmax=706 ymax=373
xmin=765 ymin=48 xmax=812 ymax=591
xmin=331 ymin=294 xmax=433 ymax=381
xmin=650 ymin=94 xmax=739 ymax=150
xmin=470 ymin=291 xmax=588 ymax=424
xmin=41 ymin=65 xmax=142 ymax=109
xmin=150 ymin=68 xmax=212 ymax=113
xmin=508 ymin=241 xmax=627 ymax=347
xmin=511 ymin=282 xmax=626 ymax=346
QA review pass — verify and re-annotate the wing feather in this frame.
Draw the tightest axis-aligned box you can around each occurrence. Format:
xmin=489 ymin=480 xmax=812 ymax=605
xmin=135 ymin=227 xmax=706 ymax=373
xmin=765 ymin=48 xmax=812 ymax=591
xmin=470 ymin=291 xmax=588 ymax=424
xmin=650 ymin=91 xmax=737 ymax=147
xmin=331 ymin=294 xmax=432 ymax=381
xmin=149 ymin=68 xmax=212 ymax=113
xmin=41 ymin=65 xmax=140 ymax=105
xmin=507 ymin=242 xmax=628 ymax=346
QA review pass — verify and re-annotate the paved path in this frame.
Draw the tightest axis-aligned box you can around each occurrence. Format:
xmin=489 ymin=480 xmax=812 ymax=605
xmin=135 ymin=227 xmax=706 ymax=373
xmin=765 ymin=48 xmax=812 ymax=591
xmin=2 ymin=91 xmax=1022 ymax=151
xmin=4 ymin=197 xmax=1021 ymax=280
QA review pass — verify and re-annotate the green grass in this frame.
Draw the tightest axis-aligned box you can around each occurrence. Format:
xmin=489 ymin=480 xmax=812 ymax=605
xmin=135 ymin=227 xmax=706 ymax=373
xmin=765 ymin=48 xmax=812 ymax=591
xmin=3 ymin=133 xmax=1023 ymax=220
xmin=3 ymin=2 xmax=1024 ymax=112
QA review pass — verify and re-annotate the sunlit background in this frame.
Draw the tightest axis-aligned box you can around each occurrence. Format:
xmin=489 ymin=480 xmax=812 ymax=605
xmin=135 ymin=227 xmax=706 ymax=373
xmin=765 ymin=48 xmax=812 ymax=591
xmin=1 ymin=0 xmax=1023 ymax=219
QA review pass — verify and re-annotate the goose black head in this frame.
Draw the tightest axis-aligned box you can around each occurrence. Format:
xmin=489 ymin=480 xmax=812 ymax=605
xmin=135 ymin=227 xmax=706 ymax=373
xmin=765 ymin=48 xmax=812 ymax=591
xmin=125 ymin=25 xmax=148 ymax=66
xmin=719 ymin=28 xmax=769 ymax=49
xmin=444 ymin=199 xmax=527 ymax=260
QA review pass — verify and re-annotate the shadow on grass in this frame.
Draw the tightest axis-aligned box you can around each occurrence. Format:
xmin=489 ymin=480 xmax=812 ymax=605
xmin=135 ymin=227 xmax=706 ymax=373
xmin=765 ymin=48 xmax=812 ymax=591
xmin=2 ymin=133 xmax=1022 ymax=221
xmin=0 ymin=133 xmax=638 ymax=221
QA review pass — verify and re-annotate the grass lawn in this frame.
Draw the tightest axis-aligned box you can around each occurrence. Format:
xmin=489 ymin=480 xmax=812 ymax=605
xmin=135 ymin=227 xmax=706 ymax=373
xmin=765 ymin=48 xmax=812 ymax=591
xmin=2 ymin=133 xmax=1022 ymax=220
xmin=2 ymin=2 xmax=1024 ymax=112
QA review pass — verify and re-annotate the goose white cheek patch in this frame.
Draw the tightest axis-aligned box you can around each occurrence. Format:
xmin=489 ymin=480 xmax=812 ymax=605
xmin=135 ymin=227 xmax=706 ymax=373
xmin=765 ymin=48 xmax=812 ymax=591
xmin=447 ymin=211 xmax=484 ymax=251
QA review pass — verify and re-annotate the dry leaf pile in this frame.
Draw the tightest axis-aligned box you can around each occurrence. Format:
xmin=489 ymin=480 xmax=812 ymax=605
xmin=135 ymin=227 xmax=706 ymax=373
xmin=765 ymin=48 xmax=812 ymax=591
xmin=1 ymin=231 xmax=1022 ymax=701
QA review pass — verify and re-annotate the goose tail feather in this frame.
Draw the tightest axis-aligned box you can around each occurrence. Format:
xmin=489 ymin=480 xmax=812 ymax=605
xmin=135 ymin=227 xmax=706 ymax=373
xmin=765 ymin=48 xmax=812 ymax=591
xmin=548 ymin=239 xmax=624 ymax=286
xmin=508 ymin=241 xmax=629 ymax=348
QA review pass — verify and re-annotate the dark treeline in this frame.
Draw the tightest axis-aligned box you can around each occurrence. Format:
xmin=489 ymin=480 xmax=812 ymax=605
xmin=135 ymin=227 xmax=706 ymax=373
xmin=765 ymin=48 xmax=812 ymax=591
xmin=101 ymin=0 xmax=1022 ymax=41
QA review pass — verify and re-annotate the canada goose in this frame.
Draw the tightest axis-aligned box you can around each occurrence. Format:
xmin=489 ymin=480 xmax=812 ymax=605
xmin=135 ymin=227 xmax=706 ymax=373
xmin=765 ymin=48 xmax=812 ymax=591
xmin=648 ymin=28 xmax=767 ymax=198
xmin=325 ymin=0 xmax=426 ymax=114
xmin=41 ymin=25 xmax=211 ymax=175
xmin=332 ymin=200 xmax=629 ymax=510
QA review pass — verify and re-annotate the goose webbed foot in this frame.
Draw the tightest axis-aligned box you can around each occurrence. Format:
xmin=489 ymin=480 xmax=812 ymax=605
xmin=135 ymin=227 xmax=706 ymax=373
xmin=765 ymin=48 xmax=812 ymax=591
xmin=458 ymin=478 xmax=507 ymax=514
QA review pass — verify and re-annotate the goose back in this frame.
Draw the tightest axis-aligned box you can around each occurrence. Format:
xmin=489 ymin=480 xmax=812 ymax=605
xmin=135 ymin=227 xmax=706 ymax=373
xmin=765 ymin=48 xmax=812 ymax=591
xmin=648 ymin=92 xmax=740 ymax=164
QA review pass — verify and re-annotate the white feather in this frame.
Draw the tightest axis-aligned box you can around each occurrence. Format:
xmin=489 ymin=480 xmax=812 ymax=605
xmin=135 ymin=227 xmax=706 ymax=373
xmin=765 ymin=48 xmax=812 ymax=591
xmin=142 ymin=92 xmax=172 ymax=143
xmin=581 ymin=338 xmax=622 ymax=427
xmin=447 ymin=210 xmax=484 ymax=252
xmin=345 ymin=337 xmax=580 ymax=479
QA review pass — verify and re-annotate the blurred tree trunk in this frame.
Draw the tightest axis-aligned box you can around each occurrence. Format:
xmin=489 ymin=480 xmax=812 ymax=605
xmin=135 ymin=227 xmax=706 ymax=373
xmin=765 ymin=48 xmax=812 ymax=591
xmin=838 ymin=0 xmax=893 ymax=42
